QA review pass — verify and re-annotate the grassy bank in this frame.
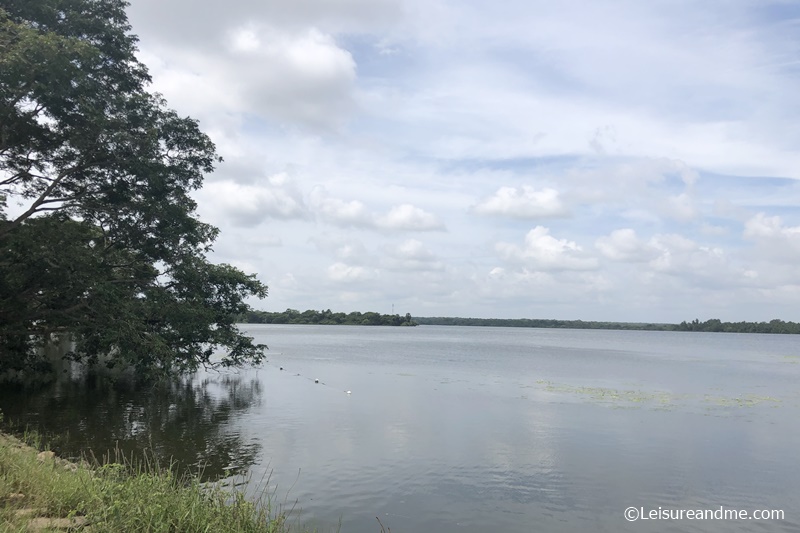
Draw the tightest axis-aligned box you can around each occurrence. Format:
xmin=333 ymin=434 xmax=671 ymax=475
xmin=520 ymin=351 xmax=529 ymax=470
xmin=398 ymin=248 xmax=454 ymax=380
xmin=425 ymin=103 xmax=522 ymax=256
xmin=0 ymin=431 xmax=295 ymax=532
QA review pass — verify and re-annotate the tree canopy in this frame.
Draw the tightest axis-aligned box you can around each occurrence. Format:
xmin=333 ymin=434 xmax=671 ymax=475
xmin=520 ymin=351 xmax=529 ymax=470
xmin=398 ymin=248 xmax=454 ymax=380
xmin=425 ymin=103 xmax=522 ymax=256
xmin=0 ymin=0 xmax=268 ymax=378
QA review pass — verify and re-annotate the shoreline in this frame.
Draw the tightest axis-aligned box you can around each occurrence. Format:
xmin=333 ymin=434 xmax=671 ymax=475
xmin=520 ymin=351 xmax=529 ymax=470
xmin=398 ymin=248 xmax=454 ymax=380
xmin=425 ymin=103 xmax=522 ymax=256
xmin=0 ymin=430 xmax=296 ymax=532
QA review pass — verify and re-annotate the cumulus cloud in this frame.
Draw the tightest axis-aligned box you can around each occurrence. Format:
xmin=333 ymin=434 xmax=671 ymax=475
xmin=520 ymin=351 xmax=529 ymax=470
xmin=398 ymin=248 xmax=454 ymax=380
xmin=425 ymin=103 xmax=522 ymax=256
xmin=662 ymin=193 xmax=699 ymax=222
xmin=309 ymin=234 xmax=369 ymax=262
xmin=648 ymin=234 xmax=720 ymax=274
xmin=596 ymin=229 xmax=756 ymax=290
xmin=496 ymin=226 xmax=598 ymax=271
xmin=310 ymin=187 xmax=373 ymax=226
xmin=311 ymin=188 xmax=444 ymax=231
xmin=226 ymin=25 xmax=357 ymax=129
xmin=333 ymin=242 xmax=368 ymax=261
xmin=743 ymin=213 xmax=800 ymax=262
xmin=137 ymin=23 xmax=357 ymax=131
xmin=743 ymin=213 xmax=800 ymax=240
xmin=375 ymin=204 xmax=445 ymax=231
xmin=393 ymin=239 xmax=433 ymax=259
xmin=381 ymin=239 xmax=444 ymax=271
xmin=488 ymin=266 xmax=506 ymax=279
xmin=595 ymin=229 xmax=657 ymax=262
xmin=327 ymin=262 xmax=375 ymax=282
xmin=473 ymin=186 xmax=568 ymax=218
xmin=642 ymin=233 xmax=756 ymax=289
xmin=199 ymin=173 xmax=307 ymax=226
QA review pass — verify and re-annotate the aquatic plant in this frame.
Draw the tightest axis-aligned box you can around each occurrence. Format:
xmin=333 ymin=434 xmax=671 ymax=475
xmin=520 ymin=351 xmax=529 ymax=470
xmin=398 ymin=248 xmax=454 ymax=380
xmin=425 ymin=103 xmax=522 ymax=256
xmin=534 ymin=380 xmax=783 ymax=411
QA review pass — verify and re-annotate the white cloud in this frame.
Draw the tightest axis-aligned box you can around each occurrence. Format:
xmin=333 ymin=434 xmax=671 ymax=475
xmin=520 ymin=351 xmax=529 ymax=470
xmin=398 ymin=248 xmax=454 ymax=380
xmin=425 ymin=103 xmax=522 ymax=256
xmin=699 ymin=223 xmax=728 ymax=237
xmin=488 ymin=266 xmax=506 ymax=279
xmin=327 ymin=262 xmax=375 ymax=282
xmin=334 ymin=243 xmax=367 ymax=261
xmin=310 ymin=187 xmax=373 ymax=227
xmin=595 ymin=228 xmax=755 ymax=288
xmin=231 ymin=26 xmax=357 ymax=129
xmin=743 ymin=213 xmax=800 ymax=240
xmin=473 ymin=186 xmax=568 ymax=218
xmin=310 ymin=234 xmax=369 ymax=262
xmin=375 ymin=204 xmax=445 ymax=231
xmin=595 ymin=229 xmax=656 ymax=262
xmin=648 ymin=234 xmax=721 ymax=274
xmin=663 ymin=193 xmax=699 ymax=222
xmin=743 ymin=213 xmax=800 ymax=263
xmin=229 ymin=26 xmax=261 ymax=53
xmin=595 ymin=229 xmax=761 ymax=292
xmin=642 ymin=234 xmax=755 ymax=290
xmin=138 ymin=25 xmax=357 ymax=132
xmin=595 ymin=228 xmax=757 ymax=289
xmin=310 ymin=188 xmax=444 ymax=231
xmin=389 ymin=239 xmax=433 ymax=261
xmin=199 ymin=175 xmax=307 ymax=226
xmin=496 ymin=226 xmax=598 ymax=271
xmin=381 ymin=239 xmax=444 ymax=271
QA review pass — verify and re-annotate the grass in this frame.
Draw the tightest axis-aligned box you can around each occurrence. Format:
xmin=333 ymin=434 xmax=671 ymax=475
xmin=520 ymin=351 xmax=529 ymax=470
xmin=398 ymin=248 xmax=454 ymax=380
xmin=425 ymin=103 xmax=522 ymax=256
xmin=0 ymin=430 xmax=301 ymax=532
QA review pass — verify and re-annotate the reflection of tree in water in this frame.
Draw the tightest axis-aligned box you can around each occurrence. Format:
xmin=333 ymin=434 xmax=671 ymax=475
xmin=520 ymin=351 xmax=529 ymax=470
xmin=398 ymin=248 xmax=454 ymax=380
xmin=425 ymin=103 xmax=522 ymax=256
xmin=0 ymin=373 xmax=262 ymax=481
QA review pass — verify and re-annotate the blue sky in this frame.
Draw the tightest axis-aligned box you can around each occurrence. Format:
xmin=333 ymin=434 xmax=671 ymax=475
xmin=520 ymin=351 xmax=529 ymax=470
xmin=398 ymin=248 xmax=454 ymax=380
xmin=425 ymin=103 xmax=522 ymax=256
xmin=124 ymin=0 xmax=800 ymax=322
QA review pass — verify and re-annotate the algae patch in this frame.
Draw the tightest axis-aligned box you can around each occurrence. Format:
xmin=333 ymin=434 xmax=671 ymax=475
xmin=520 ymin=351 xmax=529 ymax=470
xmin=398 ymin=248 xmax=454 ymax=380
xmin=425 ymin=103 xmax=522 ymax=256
xmin=534 ymin=380 xmax=782 ymax=411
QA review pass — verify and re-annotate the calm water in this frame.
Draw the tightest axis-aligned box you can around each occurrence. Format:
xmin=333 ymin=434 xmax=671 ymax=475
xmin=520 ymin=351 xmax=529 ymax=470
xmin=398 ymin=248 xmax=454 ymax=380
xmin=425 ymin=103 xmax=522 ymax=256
xmin=2 ymin=325 xmax=800 ymax=532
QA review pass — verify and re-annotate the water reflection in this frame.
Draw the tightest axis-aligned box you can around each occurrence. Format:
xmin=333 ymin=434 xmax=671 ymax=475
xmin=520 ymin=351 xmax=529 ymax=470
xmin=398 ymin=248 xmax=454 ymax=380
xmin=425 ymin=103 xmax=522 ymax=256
xmin=0 ymin=372 xmax=261 ymax=481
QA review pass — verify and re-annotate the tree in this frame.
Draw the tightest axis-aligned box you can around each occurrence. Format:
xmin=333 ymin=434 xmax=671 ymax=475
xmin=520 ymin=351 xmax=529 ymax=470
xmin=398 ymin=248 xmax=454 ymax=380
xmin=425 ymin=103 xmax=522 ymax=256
xmin=0 ymin=0 xmax=268 ymax=378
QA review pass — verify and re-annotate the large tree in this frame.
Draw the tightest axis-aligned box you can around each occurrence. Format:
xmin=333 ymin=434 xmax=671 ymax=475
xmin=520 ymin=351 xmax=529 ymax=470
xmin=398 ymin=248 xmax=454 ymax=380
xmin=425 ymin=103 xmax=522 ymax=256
xmin=0 ymin=0 xmax=268 ymax=377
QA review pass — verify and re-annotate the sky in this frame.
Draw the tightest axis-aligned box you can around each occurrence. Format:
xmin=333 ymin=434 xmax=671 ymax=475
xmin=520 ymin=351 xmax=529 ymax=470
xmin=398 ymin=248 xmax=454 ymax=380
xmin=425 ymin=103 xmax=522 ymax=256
xmin=123 ymin=0 xmax=800 ymax=322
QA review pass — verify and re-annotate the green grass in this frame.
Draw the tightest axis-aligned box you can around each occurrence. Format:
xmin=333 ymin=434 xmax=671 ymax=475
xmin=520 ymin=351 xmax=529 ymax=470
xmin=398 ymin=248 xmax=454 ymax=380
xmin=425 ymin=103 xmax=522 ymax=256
xmin=0 ymin=431 xmax=304 ymax=532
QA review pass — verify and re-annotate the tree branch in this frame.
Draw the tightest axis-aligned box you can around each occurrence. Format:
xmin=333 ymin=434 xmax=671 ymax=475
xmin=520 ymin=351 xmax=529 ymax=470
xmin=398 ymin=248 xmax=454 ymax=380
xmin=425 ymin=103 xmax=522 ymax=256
xmin=0 ymin=165 xmax=89 ymax=236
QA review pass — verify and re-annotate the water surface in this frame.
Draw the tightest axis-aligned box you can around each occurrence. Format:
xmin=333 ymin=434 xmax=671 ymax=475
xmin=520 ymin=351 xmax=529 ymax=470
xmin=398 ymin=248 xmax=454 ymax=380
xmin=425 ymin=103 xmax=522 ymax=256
xmin=2 ymin=325 xmax=799 ymax=532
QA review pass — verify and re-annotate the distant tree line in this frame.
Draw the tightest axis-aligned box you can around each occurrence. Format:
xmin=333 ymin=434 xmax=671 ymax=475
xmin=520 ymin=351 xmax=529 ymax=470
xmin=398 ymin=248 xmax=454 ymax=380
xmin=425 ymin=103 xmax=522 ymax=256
xmin=238 ymin=312 xmax=800 ymax=334
xmin=413 ymin=316 xmax=800 ymax=334
xmin=413 ymin=317 xmax=674 ymax=330
xmin=672 ymin=318 xmax=800 ymax=334
xmin=241 ymin=309 xmax=418 ymax=326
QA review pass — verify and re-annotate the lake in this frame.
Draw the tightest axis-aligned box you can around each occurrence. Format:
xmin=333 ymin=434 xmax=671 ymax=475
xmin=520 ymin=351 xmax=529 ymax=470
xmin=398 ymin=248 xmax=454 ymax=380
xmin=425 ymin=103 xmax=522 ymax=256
xmin=1 ymin=325 xmax=799 ymax=532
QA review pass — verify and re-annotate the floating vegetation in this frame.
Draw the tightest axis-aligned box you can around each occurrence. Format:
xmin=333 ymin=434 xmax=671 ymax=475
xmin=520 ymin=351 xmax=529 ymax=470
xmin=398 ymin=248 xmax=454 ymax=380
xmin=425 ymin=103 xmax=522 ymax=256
xmin=536 ymin=381 xmax=673 ymax=405
xmin=703 ymin=394 xmax=781 ymax=407
xmin=534 ymin=380 xmax=782 ymax=411
xmin=783 ymin=356 xmax=800 ymax=364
